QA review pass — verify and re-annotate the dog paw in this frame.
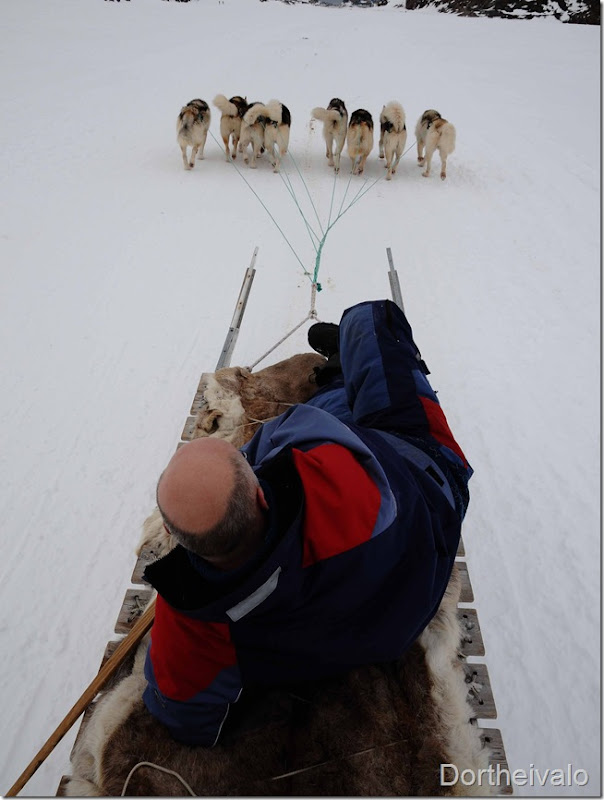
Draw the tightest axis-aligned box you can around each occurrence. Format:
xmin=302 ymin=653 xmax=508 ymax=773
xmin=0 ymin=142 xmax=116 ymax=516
xmin=422 ymin=171 xmax=429 ymax=178
xmin=379 ymin=153 xmax=384 ymax=159
xmin=386 ymin=174 xmax=392 ymax=181
xmin=417 ymin=157 xmax=425 ymax=165
xmin=440 ymin=173 xmax=446 ymax=180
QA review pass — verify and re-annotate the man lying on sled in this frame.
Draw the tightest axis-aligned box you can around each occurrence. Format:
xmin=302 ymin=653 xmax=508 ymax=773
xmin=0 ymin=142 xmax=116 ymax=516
xmin=142 ymin=299 xmax=472 ymax=747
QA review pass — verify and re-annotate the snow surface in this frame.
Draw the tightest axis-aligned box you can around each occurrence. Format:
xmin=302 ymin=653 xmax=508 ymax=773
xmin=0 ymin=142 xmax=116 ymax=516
xmin=0 ymin=1 xmax=599 ymax=796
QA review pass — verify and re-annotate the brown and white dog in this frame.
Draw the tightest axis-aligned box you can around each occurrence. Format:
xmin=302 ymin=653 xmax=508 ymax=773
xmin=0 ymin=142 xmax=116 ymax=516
xmin=260 ymin=100 xmax=291 ymax=173
xmin=346 ymin=109 xmax=374 ymax=175
xmin=241 ymin=100 xmax=291 ymax=172
xmin=415 ymin=109 xmax=456 ymax=180
xmin=213 ymin=94 xmax=248 ymax=161
xmin=378 ymin=101 xmax=407 ymax=180
xmin=176 ymin=99 xmax=211 ymax=170
xmin=311 ymin=98 xmax=348 ymax=173
xmin=239 ymin=101 xmax=267 ymax=168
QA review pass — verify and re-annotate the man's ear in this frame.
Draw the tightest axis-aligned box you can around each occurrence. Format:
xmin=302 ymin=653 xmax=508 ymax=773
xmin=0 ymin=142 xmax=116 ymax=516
xmin=257 ymin=484 xmax=269 ymax=511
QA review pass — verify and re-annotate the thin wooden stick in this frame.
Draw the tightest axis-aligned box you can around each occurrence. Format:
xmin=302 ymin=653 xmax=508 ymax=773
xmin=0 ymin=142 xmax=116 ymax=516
xmin=5 ymin=599 xmax=156 ymax=797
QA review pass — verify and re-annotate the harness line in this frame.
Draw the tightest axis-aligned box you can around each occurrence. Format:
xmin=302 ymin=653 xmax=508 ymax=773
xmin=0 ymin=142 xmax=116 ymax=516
xmin=208 ymin=126 xmax=419 ymax=368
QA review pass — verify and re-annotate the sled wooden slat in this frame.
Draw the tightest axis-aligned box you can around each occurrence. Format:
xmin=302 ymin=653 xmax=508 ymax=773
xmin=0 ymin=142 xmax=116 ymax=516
xmin=102 ymin=639 xmax=121 ymax=666
xmin=480 ymin=728 xmax=514 ymax=794
xmin=457 ymin=562 xmax=474 ymax=603
xmin=464 ymin=662 xmax=497 ymax=720
xmin=458 ymin=608 xmax=485 ymax=657
xmin=131 ymin=545 xmax=161 ymax=585
xmin=115 ymin=588 xmax=153 ymax=634
xmin=191 ymin=375 xmax=210 ymax=415
xmin=181 ymin=415 xmax=197 ymax=442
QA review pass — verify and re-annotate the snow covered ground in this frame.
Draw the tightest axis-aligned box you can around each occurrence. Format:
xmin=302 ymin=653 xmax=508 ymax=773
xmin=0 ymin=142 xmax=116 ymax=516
xmin=0 ymin=1 xmax=599 ymax=796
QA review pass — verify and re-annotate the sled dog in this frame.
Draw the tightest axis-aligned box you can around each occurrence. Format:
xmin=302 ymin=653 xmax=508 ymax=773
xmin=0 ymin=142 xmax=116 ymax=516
xmin=242 ymin=100 xmax=291 ymax=172
xmin=176 ymin=99 xmax=210 ymax=170
xmin=378 ymin=101 xmax=407 ymax=180
xmin=346 ymin=109 xmax=374 ymax=175
xmin=415 ymin=109 xmax=456 ymax=180
xmin=311 ymin=98 xmax=348 ymax=172
xmin=213 ymin=94 xmax=248 ymax=161
xmin=239 ymin=101 xmax=267 ymax=168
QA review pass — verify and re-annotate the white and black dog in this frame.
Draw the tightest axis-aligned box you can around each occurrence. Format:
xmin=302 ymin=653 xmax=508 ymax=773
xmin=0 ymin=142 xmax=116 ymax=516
xmin=378 ymin=101 xmax=407 ymax=180
xmin=346 ymin=109 xmax=374 ymax=175
xmin=239 ymin=101 xmax=267 ymax=168
xmin=176 ymin=99 xmax=211 ymax=170
xmin=260 ymin=100 xmax=291 ymax=173
xmin=311 ymin=98 xmax=348 ymax=173
xmin=213 ymin=94 xmax=248 ymax=161
xmin=240 ymin=100 xmax=291 ymax=172
xmin=415 ymin=109 xmax=456 ymax=180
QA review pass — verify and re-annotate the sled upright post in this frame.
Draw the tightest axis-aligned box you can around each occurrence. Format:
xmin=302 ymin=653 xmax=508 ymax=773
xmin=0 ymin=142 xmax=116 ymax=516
xmin=386 ymin=247 xmax=404 ymax=313
xmin=216 ymin=247 xmax=258 ymax=370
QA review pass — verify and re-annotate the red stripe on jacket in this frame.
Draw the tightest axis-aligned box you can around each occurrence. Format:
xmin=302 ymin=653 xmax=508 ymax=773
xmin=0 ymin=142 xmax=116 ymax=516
xmin=150 ymin=596 xmax=236 ymax=701
xmin=419 ymin=395 xmax=468 ymax=467
xmin=292 ymin=444 xmax=381 ymax=568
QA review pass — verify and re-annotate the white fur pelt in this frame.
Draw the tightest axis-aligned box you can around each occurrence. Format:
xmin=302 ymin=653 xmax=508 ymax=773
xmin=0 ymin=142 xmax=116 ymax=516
xmin=66 ymin=638 xmax=150 ymax=797
xmin=418 ymin=568 xmax=493 ymax=796
xmin=415 ymin=109 xmax=456 ymax=180
xmin=378 ymin=101 xmax=408 ymax=180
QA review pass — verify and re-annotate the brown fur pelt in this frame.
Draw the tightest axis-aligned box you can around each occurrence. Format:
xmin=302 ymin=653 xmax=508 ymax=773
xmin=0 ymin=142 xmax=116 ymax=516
xmin=195 ymin=352 xmax=325 ymax=448
xmin=65 ymin=566 xmax=493 ymax=797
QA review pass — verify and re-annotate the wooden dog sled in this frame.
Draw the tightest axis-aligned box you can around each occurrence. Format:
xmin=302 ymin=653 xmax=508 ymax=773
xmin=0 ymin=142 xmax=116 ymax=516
xmin=47 ymin=255 xmax=512 ymax=796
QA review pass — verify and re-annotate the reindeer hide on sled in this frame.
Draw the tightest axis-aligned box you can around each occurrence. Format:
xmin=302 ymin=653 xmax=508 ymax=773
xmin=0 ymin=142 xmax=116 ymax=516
xmin=64 ymin=352 xmax=494 ymax=797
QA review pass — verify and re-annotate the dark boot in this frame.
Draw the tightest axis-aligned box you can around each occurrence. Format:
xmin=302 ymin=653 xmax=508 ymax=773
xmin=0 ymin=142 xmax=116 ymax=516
xmin=308 ymin=322 xmax=339 ymax=358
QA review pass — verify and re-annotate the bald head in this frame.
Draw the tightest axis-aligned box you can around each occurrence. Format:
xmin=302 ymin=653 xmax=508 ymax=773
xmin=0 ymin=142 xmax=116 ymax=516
xmin=157 ymin=438 xmax=268 ymax=568
xmin=158 ymin=438 xmax=240 ymax=535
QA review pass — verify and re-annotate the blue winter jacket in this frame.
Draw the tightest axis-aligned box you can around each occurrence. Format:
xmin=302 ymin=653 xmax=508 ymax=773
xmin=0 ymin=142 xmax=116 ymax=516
xmin=142 ymin=300 xmax=472 ymax=746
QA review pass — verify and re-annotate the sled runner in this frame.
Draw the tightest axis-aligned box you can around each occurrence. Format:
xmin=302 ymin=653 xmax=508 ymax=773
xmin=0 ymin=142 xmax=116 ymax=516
xmin=19 ymin=250 xmax=513 ymax=797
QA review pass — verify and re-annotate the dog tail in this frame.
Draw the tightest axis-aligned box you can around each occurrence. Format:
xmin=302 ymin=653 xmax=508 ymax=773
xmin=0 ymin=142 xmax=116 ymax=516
xmin=311 ymin=106 xmax=341 ymax=124
xmin=213 ymin=94 xmax=239 ymax=117
xmin=381 ymin=102 xmax=406 ymax=133
xmin=438 ymin=121 xmax=456 ymax=154
xmin=263 ymin=99 xmax=284 ymax=124
xmin=177 ymin=107 xmax=193 ymax=136
xmin=243 ymin=103 xmax=267 ymax=126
